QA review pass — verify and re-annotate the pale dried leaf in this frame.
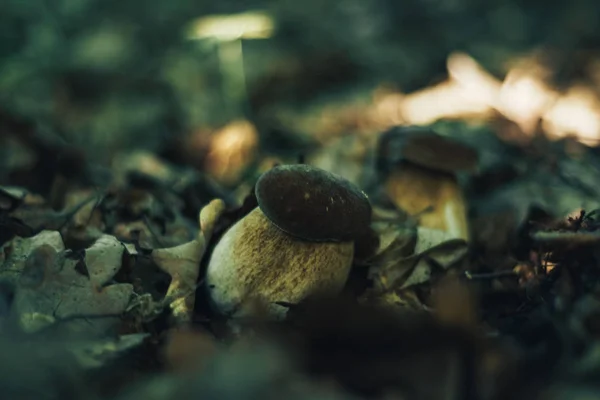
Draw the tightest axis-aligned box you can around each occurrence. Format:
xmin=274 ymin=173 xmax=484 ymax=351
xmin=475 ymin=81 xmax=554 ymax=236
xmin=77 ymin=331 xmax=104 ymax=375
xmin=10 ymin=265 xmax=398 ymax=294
xmin=400 ymin=240 xmax=468 ymax=289
xmin=0 ymin=186 xmax=28 ymax=200
xmin=421 ymin=239 xmax=469 ymax=269
xmin=0 ymin=186 xmax=27 ymax=210
xmin=1 ymin=230 xmax=65 ymax=277
xmin=371 ymin=221 xmax=415 ymax=253
xmin=415 ymin=227 xmax=458 ymax=254
xmin=14 ymin=254 xmax=133 ymax=334
xmin=152 ymin=239 xmax=206 ymax=301
xmin=85 ymin=234 xmax=125 ymax=287
xmin=369 ymin=225 xmax=416 ymax=263
xmin=152 ymin=199 xmax=225 ymax=324
xmin=123 ymin=242 xmax=138 ymax=255
xmin=401 ymin=258 xmax=433 ymax=289
xmin=368 ymin=227 xmax=417 ymax=292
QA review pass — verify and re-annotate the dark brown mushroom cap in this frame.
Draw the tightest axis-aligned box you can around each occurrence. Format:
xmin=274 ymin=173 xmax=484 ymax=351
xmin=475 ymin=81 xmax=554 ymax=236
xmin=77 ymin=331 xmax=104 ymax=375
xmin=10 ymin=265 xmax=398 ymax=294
xmin=255 ymin=165 xmax=372 ymax=242
xmin=378 ymin=126 xmax=478 ymax=174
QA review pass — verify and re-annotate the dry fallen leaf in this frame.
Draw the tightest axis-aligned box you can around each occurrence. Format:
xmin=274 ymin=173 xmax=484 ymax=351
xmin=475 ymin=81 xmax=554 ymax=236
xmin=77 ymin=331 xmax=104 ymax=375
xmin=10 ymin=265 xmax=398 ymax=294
xmin=152 ymin=198 xmax=226 ymax=325
xmin=415 ymin=226 xmax=461 ymax=254
xmin=0 ymin=230 xmax=65 ymax=277
xmin=401 ymin=238 xmax=469 ymax=290
xmin=113 ymin=220 xmax=157 ymax=249
xmin=61 ymin=189 xmax=105 ymax=244
xmin=370 ymin=222 xmax=416 ymax=258
xmin=85 ymin=234 xmax=125 ymax=289
xmin=368 ymin=223 xmax=469 ymax=312
xmin=370 ymin=225 xmax=468 ymax=285
xmin=4 ymin=231 xmax=133 ymax=335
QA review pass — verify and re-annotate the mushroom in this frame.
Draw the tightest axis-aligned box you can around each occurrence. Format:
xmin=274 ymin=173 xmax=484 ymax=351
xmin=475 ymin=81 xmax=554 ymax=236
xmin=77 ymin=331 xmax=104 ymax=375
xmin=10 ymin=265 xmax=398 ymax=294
xmin=186 ymin=11 xmax=275 ymax=117
xmin=376 ymin=126 xmax=478 ymax=241
xmin=205 ymin=164 xmax=372 ymax=319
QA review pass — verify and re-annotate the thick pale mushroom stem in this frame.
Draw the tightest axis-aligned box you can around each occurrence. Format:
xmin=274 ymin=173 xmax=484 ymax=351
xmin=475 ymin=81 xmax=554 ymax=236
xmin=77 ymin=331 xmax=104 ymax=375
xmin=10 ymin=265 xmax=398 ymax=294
xmin=206 ymin=207 xmax=354 ymax=319
xmin=385 ymin=165 xmax=470 ymax=241
xmin=377 ymin=127 xmax=478 ymax=243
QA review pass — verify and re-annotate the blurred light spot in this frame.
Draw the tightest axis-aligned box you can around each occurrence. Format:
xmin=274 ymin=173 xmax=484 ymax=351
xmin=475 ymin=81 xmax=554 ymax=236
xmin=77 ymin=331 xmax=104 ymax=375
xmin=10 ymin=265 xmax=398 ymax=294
xmin=495 ymin=62 xmax=557 ymax=133
xmin=543 ymin=86 xmax=600 ymax=145
xmin=371 ymin=52 xmax=600 ymax=145
xmin=205 ymin=120 xmax=259 ymax=185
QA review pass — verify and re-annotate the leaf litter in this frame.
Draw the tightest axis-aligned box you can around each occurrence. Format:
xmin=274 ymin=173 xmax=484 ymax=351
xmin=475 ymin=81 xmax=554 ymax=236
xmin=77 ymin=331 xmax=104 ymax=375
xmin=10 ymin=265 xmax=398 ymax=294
xmin=4 ymin=109 xmax=600 ymax=400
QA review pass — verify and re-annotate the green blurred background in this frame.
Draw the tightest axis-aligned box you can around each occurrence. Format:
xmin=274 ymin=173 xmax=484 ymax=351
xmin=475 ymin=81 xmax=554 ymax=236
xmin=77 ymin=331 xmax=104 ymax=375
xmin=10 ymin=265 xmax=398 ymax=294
xmin=1 ymin=0 xmax=599 ymax=161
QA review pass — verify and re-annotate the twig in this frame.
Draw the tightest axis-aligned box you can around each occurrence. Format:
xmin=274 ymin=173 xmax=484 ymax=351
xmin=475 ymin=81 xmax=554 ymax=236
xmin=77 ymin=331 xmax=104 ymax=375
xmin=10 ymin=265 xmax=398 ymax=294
xmin=463 ymin=270 xmax=518 ymax=280
xmin=142 ymin=214 xmax=165 ymax=248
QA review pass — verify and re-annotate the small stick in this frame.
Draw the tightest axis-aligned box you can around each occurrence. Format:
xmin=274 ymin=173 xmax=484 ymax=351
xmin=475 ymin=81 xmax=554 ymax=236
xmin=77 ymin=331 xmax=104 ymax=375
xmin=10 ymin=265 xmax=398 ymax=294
xmin=463 ymin=270 xmax=518 ymax=280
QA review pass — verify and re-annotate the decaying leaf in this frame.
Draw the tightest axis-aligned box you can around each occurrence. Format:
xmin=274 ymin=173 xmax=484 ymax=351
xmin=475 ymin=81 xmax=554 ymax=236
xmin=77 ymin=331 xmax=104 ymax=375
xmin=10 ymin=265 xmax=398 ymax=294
xmin=366 ymin=223 xmax=416 ymax=289
xmin=3 ymin=232 xmax=133 ymax=335
xmin=113 ymin=221 xmax=157 ymax=250
xmin=415 ymin=226 xmax=462 ymax=254
xmin=368 ymin=222 xmax=470 ymax=312
xmin=370 ymin=224 xmax=468 ymax=283
xmin=0 ymin=230 xmax=65 ymax=276
xmin=62 ymin=189 xmax=104 ymax=239
xmin=371 ymin=223 xmax=416 ymax=257
xmin=401 ymin=238 xmax=468 ymax=289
